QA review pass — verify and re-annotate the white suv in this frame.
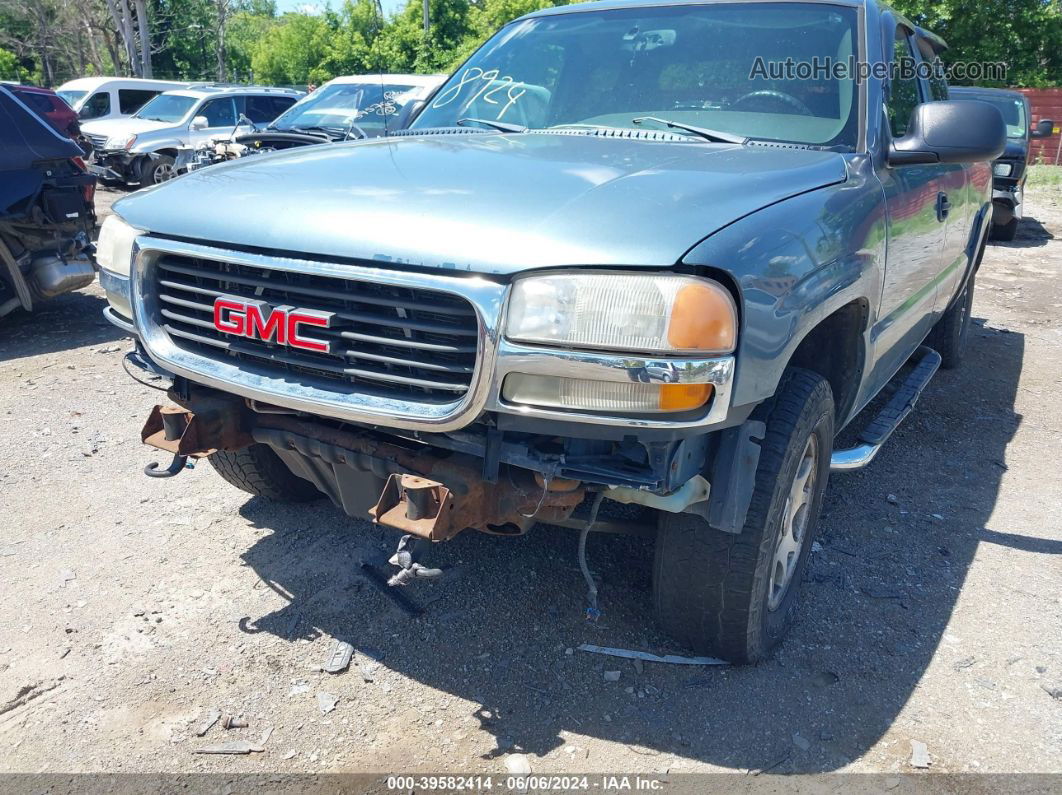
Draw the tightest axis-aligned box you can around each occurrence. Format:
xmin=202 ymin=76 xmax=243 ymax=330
xmin=81 ymin=84 xmax=302 ymax=186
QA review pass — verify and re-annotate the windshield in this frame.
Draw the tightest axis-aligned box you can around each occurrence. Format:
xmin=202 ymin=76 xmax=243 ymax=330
xmin=412 ymin=3 xmax=860 ymax=147
xmin=57 ymin=89 xmax=86 ymax=108
xmin=135 ymin=93 xmax=197 ymax=123
xmin=271 ymin=82 xmax=423 ymax=133
xmin=968 ymin=94 xmax=1027 ymax=139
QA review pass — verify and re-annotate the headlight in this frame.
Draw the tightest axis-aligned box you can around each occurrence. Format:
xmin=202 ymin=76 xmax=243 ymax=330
xmin=506 ymin=273 xmax=737 ymax=354
xmin=106 ymin=134 xmax=136 ymax=150
xmin=993 ymin=162 xmax=1013 ymax=177
xmin=95 ymin=214 xmax=143 ymax=277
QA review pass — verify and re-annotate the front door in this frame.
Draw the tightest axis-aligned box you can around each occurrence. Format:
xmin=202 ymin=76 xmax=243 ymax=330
xmin=873 ymin=27 xmax=950 ymax=377
xmin=188 ymin=97 xmax=238 ymax=148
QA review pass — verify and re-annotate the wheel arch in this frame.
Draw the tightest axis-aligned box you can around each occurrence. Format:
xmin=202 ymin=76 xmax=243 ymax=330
xmin=785 ymin=298 xmax=870 ymax=428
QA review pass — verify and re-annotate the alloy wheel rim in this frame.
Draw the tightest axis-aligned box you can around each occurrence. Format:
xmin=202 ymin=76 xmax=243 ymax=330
xmin=767 ymin=433 xmax=818 ymax=611
xmin=155 ymin=164 xmax=175 ymax=183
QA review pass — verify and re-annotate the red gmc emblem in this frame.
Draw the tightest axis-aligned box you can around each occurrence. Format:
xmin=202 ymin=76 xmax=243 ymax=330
xmin=212 ymin=297 xmax=334 ymax=354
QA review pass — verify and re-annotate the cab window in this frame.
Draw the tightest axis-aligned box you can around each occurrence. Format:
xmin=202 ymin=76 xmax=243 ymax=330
xmin=244 ymin=95 xmax=292 ymax=123
xmin=915 ymin=39 xmax=948 ymax=101
xmin=80 ymin=91 xmax=111 ymax=120
xmin=119 ymin=89 xmax=159 ymax=114
xmin=199 ymin=98 xmax=236 ymax=127
xmin=886 ymin=29 xmax=920 ymax=137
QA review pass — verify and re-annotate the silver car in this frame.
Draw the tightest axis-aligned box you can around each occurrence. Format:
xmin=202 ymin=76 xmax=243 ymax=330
xmin=81 ymin=84 xmax=302 ymax=186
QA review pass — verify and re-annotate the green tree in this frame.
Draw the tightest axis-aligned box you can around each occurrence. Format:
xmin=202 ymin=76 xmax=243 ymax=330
xmin=318 ymin=0 xmax=385 ymax=78
xmin=892 ymin=0 xmax=1062 ymax=87
xmin=0 ymin=46 xmax=17 ymax=79
xmin=227 ymin=6 xmax=277 ymax=81
xmin=373 ymin=0 xmax=472 ymax=73
xmin=251 ymin=11 xmax=331 ymax=84
xmin=152 ymin=0 xmax=220 ymax=80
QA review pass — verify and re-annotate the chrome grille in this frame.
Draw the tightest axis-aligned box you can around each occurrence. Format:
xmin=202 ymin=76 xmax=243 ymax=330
xmin=86 ymin=132 xmax=109 ymax=152
xmin=151 ymin=254 xmax=479 ymax=402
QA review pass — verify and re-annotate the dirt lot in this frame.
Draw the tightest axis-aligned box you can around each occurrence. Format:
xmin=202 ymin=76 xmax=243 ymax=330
xmin=0 ymin=183 xmax=1059 ymax=777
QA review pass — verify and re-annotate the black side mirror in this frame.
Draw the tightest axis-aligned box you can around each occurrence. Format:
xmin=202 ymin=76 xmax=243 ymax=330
xmin=1031 ymin=118 xmax=1054 ymax=139
xmin=889 ymin=100 xmax=1006 ymax=166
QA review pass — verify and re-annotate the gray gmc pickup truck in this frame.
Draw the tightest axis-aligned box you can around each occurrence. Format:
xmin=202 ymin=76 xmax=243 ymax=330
xmin=97 ymin=0 xmax=1004 ymax=662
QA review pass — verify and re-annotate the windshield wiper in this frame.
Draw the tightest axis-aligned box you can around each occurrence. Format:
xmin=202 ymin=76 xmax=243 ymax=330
xmin=456 ymin=117 xmax=528 ymax=133
xmin=283 ymin=125 xmax=343 ymax=139
xmin=632 ymin=116 xmax=746 ymax=144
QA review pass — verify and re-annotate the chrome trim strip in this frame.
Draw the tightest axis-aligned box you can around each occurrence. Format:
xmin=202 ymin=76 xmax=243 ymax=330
xmin=490 ymin=340 xmax=735 ymax=429
xmin=131 ymin=236 xmax=506 ymax=433
xmin=103 ymin=305 xmax=137 ymax=335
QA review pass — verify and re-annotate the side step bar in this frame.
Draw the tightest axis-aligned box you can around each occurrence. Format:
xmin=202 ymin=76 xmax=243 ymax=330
xmin=830 ymin=346 xmax=942 ymax=472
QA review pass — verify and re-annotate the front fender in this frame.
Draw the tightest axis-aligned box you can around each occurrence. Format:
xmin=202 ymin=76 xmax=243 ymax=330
xmin=682 ymin=157 xmax=886 ymax=412
xmin=129 ymin=137 xmax=185 ymax=156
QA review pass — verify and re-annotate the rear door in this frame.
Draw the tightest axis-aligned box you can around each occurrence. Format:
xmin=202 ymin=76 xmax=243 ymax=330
xmin=875 ymin=26 xmax=949 ymax=365
xmin=915 ymin=37 xmax=970 ymax=312
xmin=243 ymin=94 xmax=295 ymax=126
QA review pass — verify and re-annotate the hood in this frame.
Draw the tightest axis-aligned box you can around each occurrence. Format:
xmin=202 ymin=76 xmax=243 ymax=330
xmin=114 ymin=131 xmax=848 ymax=275
xmin=81 ymin=117 xmax=174 ymax=137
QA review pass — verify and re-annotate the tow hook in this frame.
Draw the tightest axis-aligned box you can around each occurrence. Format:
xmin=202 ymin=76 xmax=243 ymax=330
xmin=142 ymin=405 xmax=199 ymax=478
xmin=144 ymin=452 xmax=193 ymax=478
xmin=357 ymin=534 xmax=443 ymax=618
xmin=138 ymin=398 xmax=254 ymax=479
xmin=386 ymin=534 xmax=444 ymax=587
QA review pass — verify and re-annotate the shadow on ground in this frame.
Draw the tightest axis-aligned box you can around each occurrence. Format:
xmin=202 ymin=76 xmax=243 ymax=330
xmin=990 ymin=214 xmax=1053 ymax=248
xmin=0 ymin=290 xmax=125 ymax=362
xmin=234 ymin=321 xmax=1025 ymax=772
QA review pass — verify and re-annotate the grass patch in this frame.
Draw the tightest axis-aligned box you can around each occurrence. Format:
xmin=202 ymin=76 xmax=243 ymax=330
xmin=1027 ymin=164 xmax=1062 ymax=188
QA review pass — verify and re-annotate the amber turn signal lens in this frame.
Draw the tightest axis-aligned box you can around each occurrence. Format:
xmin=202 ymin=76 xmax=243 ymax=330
xmin=667 ymin=283 xmax=737 ymax=352
xmin=658 ymin=383 xmax=713 ymax=411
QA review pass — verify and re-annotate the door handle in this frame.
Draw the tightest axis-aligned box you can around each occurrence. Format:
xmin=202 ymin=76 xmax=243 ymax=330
xmin=936 ymin=192 xmax=951 ymax=222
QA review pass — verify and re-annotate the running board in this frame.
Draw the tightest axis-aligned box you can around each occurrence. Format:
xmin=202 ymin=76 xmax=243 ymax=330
xmin=830 ymin=346 xmax=942 ymax=472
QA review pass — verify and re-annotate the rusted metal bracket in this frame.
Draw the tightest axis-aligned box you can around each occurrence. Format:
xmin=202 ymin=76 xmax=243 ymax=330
xmin=371 ymin=475 xmax=458 ymax=541
xmin=248 ymin=416 xmax=586 ymax=540
xmin=140 ymin=396 xmax=254 ymax=459
xmin=368 ymin=464 xmax=585 ymax=541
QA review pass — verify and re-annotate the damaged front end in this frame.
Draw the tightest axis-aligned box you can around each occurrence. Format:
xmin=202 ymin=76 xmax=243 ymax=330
xmin=136 ymin=378 xmax=733 ymax=543
xmin=138 ymin=385 xmax=588 ymax=538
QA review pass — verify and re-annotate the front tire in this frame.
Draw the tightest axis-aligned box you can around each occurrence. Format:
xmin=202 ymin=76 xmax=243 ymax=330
xmin=209 ymin=443 xmax=321 ymax=502
xmin=991 ymin=216 xmax=1018 ymax=242
xmin=652 ymin=369 xmax=834 ymax=663
xmin=139 ymin=154 xmax=176 ymax=186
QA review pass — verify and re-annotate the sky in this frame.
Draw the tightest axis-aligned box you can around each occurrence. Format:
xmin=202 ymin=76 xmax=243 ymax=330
xmin=274 ymin=0 xmax=408 ymax=18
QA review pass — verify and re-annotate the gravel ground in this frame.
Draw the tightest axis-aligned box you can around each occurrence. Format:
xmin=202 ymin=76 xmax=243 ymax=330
xmin=0 ymin=183 xmax=1059 ymax=776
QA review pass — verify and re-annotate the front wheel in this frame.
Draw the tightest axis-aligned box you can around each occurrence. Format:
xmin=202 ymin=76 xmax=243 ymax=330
xmin=991 ymin=216 xmax=1018 ymax=242
xmin=209 ymin=443 xmax=321 ymax=502
xmin=652 ymin=369 xmax=834 ymax=663
xmin=139 ymin=154 xmax=176 ymax=186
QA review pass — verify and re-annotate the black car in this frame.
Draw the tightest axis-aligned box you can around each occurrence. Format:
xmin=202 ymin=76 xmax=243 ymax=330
xmin=0 ymin=85 xmax=97 ymax=319
xmin=950 ymin=86 xmax=1053 ymax=240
